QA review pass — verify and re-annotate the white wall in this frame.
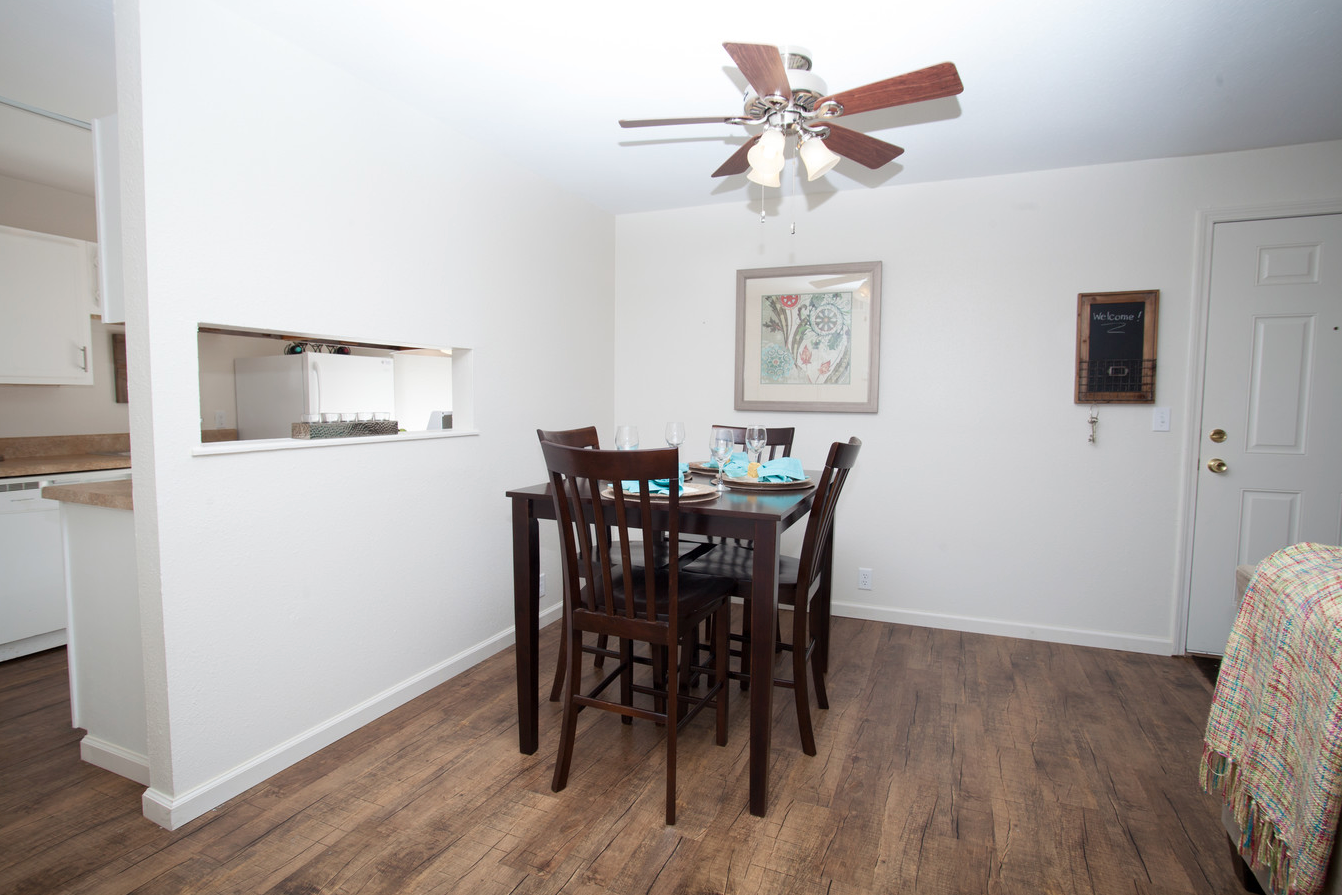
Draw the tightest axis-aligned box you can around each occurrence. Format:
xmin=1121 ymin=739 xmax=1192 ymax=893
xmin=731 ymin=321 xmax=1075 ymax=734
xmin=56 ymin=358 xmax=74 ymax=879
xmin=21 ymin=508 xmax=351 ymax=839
xmin=125 ymin=0 xmax=612 ymax=827
xmin=0 ymin=172 xmax=96 ymax=241
xmin=614 ymin=140 xmax=1342 ymax=655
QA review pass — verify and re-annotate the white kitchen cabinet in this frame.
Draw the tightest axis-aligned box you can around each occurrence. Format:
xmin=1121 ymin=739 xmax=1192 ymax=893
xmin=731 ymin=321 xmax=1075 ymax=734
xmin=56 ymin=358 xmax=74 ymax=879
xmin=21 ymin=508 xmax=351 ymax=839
xmin=0 ymin=224 xmax=95 ymax=385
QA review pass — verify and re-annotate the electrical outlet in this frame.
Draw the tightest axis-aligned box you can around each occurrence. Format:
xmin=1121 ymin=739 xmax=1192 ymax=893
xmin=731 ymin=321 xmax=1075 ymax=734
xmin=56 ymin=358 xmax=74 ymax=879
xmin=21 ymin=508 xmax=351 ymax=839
xmin=539 ymin=572 xmax=546 ymax=598
xmin=858 ymin=567 xmax=873 ymax=590
xmin=214 ymin=410 xmax=226 ymax=428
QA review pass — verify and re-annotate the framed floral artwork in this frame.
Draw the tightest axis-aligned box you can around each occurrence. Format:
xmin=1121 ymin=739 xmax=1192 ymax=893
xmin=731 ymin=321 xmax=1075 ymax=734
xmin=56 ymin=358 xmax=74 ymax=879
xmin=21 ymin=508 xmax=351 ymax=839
xmin=734 ymin=261 xmax=881 ymax=413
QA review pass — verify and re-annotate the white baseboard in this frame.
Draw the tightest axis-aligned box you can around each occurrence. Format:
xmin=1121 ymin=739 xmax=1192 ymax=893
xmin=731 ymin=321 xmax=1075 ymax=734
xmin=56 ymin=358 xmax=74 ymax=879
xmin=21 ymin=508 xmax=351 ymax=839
xmin=81 ymin=734 xmax=150 ymax=785
xmin=832 ymin=600 xmax=1176 ymax=656
xmin=0 ymin=629 xmax=67 ymax=662
xmin=141 ymin=625 xmax=518 ymax=830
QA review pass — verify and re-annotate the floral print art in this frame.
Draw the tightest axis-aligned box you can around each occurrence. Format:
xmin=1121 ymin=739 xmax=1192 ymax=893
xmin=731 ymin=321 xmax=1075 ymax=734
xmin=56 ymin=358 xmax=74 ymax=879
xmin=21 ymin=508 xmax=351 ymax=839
xmin=759 ymin=291 xmax=853 ymax=385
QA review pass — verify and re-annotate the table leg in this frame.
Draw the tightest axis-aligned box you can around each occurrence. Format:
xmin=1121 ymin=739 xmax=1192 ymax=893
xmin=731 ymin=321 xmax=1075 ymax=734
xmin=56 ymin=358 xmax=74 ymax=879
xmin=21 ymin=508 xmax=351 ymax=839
xmin=749 ymin=520 xmax=781 ymax=816
xmin=512 ymin=495 xmax=540 ymax=754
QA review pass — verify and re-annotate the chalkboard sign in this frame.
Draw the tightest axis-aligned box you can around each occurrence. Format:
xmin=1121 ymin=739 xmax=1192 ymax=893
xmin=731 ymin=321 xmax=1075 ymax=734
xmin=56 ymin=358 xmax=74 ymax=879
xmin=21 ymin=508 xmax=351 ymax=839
xmin=1075 ymin=290 xmax=1158 ymax=403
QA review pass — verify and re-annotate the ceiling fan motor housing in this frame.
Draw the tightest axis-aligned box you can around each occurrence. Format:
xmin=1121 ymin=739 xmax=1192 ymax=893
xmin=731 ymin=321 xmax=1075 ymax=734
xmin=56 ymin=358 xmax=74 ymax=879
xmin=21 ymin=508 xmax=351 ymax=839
xmin=742 ymin=45 xmax=828 ymax=115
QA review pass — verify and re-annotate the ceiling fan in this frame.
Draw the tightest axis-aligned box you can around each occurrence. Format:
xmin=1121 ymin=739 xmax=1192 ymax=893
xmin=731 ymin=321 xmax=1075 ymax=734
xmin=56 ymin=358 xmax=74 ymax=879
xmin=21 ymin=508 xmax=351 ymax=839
xmin=619 ymin=43 xmax=963 ymax=186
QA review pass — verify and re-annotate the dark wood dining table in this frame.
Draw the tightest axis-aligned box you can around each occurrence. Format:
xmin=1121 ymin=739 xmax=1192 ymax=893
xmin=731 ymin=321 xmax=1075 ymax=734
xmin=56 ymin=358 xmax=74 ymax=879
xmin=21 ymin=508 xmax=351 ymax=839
xmin=506 ymin=474 xmax=822 ymax=816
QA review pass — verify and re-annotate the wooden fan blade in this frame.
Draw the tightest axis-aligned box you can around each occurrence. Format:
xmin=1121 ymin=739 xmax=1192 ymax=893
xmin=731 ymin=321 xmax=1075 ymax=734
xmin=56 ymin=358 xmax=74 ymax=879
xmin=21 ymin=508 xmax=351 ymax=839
xmin=712 ymin=135 xmax=761 ymax=177
xmin=619 ymin=116 xmax=737 ymax=128
xmin=724 ymin=42 xmax=791 ymax=101
xmin=819 ymin=62 xmax=963 ymax=117
xmin=822 ymin=125 xmax=904 ymax=169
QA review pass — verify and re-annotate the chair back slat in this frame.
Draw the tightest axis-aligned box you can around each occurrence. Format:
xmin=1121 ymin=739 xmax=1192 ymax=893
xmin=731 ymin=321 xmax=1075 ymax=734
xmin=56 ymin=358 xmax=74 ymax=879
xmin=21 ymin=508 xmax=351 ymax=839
xmin=795 ymin=438 xmax=862 ymax=592
xmin=536 ymin=426 xmax=600 ymax=449
xmin=541 ymin=442 xmax=683 ymax=627
xmin=710 ymin=425 xmax=795 ymax=460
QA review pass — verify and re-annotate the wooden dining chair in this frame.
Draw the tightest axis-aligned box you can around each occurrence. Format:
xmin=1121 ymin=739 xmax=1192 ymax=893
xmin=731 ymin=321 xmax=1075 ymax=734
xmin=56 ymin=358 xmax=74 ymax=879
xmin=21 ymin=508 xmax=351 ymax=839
xmin=709 ymin=424 xmax=795 ymax=460
xmin=537 ymin=427 xmax=610 ymax=701
xmin=542 ymin=441 xmax=734 ymax=824
xmin=538 ymin=426 xmax=716 ymax=700
xmin=689 ymin=424 xmax=794 ymax=543
xmin=682 ymin=437 xmax=861 ymax=756
xmin=692 ymin=425 xmax=797 ymax=667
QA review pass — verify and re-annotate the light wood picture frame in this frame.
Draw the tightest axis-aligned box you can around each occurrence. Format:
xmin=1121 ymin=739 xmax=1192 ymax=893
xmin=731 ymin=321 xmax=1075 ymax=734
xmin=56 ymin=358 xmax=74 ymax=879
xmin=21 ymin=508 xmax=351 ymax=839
xmin=734 ymin=261 xmax=881 ymax=413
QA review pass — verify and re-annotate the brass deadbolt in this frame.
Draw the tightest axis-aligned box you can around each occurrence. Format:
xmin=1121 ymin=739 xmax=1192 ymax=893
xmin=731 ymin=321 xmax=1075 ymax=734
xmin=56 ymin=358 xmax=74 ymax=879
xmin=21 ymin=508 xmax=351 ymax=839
xmin=1209 ymin=428 xmax=1227 ymax=443
xmin=1207 ymin=458 xmax=1228 ymax=474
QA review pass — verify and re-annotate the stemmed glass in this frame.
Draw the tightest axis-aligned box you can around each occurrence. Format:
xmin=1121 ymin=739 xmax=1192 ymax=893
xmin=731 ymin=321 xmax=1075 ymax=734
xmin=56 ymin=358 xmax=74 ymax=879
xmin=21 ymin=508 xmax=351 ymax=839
xmin=745 ymin=425 xmax=767 ymax=464
xmin=709 ymin=426 xmax=734 ymax=491
xmin=664 ymin=422 xmax=686 ymax=482
xmin=614 ymin=425 xmax=639 ymax=450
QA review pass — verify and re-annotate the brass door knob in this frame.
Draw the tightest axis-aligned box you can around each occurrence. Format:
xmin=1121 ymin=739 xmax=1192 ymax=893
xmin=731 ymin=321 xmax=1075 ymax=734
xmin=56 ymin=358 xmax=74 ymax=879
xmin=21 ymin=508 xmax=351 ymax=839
xmin=1209 ymin=428 xmax=1227 ymax=443
xmin=1207 ymin=458 xmax=1228 ymax=473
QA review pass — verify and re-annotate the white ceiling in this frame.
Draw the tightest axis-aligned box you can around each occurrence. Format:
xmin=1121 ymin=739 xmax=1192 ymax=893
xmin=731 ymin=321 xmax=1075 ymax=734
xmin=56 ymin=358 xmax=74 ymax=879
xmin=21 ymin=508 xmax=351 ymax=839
xmin=3 ymin=0 xmax=1341 ymax=215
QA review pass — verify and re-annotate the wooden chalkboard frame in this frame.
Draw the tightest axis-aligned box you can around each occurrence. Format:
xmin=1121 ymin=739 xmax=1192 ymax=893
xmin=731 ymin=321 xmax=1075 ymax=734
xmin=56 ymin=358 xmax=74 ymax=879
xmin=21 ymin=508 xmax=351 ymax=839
xmin=1075 ymin=290 xmax=1158 ymax=403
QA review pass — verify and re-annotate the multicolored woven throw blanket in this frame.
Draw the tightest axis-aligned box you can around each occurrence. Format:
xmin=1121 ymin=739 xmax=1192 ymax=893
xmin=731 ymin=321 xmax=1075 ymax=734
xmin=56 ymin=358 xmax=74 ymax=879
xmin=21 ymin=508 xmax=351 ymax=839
xmin=1202 ymin=543 xmax=1342 ymax=895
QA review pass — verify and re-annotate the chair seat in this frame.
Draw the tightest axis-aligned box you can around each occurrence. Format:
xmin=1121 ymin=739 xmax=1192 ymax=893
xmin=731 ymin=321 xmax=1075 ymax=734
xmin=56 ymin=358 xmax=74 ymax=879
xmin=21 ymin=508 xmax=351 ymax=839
xmin=684 ymin=545 xmax=800 ymax=601
xmin=590 ymin=567 xmax=737 ymax=622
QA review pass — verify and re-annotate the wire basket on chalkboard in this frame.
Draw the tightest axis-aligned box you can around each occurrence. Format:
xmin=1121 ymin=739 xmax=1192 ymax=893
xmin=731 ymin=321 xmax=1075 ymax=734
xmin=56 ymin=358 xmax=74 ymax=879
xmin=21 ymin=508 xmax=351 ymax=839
xmin=1077 ymin=358 xmax=1156 ymax=402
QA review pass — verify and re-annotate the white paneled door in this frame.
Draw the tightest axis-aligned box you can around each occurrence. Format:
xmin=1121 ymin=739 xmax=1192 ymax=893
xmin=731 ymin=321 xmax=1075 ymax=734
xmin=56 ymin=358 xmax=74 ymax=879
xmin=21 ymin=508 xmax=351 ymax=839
xmin=1185 ymin=213 xmax=1342 ymax=654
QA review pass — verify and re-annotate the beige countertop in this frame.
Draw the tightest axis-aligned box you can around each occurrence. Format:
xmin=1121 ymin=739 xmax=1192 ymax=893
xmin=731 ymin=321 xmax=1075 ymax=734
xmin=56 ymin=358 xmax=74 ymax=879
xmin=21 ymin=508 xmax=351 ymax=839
xmin=0 ymin=453 xmax=131 ymax=477
xmin=42 ymin=479 xmax=133 ymax=511
xmin=0 ymin=433 xmax=131 ymax=479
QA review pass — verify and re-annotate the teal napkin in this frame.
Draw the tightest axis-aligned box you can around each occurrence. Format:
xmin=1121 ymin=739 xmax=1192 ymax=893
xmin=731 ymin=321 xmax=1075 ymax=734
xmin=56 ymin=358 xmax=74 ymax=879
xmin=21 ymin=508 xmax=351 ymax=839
xmin=704 ymin=451 xmax=748 ymax=470
xmin=747 ymin=457 xmax=806 ymax=482
xmin=621 ymin=477 xmax=683 ymax=496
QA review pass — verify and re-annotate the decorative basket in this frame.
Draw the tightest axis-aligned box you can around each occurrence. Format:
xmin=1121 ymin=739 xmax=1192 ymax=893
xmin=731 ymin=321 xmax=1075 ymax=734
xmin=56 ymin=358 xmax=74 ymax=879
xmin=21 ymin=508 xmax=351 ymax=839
xmin=291 ymin=420 xmax=399 ymax=439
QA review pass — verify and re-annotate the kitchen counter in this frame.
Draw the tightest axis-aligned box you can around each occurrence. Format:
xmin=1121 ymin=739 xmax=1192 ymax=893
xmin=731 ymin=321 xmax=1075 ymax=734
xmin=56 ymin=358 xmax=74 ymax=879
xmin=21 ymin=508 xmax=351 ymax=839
xmin=0 ymin=433 xmax=131 ymax=478
xmin=42 ymin=479 xmax=133 ymax=511
xmin=44 ymin=473 xmax=148 ymax=785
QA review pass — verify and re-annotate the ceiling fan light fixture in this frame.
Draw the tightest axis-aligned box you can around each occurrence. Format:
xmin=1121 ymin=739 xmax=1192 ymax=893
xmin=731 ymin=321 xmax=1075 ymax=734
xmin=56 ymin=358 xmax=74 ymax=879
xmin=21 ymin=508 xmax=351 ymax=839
xmin=746 ymin=164 xmax=782 ymax=188
xmin=746 ymin=126 xmax=786 ymax=170
xmin=799 ymin=134 xmax=841 ymax=181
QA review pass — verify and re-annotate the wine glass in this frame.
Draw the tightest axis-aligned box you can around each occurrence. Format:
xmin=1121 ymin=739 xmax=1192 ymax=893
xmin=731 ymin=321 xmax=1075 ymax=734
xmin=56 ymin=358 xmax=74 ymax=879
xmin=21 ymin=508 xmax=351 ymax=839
xmin=744 ymin=425 xmax=767 ymax=464
xmin=709 ymin=427 xmax=734 ymax=490
xmin=614 ymin=425 xmax=639 ymax=450
xmin=664 ymin=422 xmax=686 ymax=482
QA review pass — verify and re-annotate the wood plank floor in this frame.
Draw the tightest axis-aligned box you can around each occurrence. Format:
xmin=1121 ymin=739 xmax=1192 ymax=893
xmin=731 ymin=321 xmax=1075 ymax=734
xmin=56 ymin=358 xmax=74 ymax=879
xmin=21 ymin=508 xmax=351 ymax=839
xmin=0 ymin=617 xmax=1251 ymax=894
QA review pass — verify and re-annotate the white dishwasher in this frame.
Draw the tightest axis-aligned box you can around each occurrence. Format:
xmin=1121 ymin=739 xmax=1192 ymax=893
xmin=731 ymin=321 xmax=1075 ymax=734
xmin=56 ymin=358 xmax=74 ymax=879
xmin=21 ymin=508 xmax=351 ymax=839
xmin=0 ymin=469 xmax=130 ymax=661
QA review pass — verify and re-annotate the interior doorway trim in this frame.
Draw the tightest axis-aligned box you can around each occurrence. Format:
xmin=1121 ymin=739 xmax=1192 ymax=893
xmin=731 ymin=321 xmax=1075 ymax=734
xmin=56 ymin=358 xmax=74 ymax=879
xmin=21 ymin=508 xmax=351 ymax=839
xmin=1175 ymin=197 xmax=1342 ymax=654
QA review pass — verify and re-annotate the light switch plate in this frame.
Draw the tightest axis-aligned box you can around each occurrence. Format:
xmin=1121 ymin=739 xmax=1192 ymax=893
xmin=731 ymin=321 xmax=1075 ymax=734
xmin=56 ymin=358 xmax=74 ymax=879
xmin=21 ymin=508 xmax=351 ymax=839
xmin=1152 ymin=407 xmax=1170 ymax=432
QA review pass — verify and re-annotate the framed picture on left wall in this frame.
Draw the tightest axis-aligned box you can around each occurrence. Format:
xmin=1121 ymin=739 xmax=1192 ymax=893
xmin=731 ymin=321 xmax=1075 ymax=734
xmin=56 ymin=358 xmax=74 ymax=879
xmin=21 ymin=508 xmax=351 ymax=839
xmin=734 ymin=261 xmax=882 ymax=413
